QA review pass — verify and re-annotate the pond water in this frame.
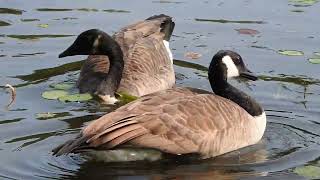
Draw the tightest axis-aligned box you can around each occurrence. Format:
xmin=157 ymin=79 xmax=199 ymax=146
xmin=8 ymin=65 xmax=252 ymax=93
xmin=1 ymin=0 xmax=320 ymax=179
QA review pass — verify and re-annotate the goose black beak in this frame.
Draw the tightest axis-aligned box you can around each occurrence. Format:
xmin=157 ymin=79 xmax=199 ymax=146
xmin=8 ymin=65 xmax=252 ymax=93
xmin=58 ymin=43 xmax=80 ymax=58
xmin=240 ymin=70 xmax=258 ymax=81
xmin=59 ymin=47 xmax=75 ymax=58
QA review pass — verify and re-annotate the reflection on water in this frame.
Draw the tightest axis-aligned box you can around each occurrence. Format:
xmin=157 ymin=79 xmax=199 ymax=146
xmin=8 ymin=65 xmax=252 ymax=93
xmin=0 ymin=8 xmax=24 ymax=15
xmin=0 ymin=20 xmax=10 ymax=26
xmin=6 ymin=34 xmax=74 ymax=40
xmin=194 ymin=18 xmax=266 ymax=24
xmin=35 ymin=8 xmax=131 ymax=13
xmin=1 ymin=0 xmax=320 ymax=179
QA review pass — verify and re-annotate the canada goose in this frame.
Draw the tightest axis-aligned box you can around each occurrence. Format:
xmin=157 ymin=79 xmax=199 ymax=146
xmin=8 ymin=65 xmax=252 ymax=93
xmin=59 ymin=14 xmax=175 ymax=103
xmin=53 ymin=50 xmax=266 ymax=161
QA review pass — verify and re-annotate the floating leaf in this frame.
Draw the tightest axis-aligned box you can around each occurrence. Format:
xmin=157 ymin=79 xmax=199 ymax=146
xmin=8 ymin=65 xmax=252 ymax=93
xmin=308 ymin=58 xmax=320 ymax=64
xmin=42 ymin=90 xmax=68 ymax=100
xmin=235 ymin=28 xmax=260 ymax=36
xmin=58 ymin=93 xmax=92 ymax=102
xmin=289 ymin=0 xmax=318 ymax=5
xmin=314 ymin=52 xmax=320 ymax=56
xmin=184 ymin=52 xmax=202 ymax=59
xmin=36 ymin=112 xmax=57 ymax=119
xmin=278 ymin=50 xmax=304 ymax=56
xmin=38 ymin=24 xmax=49 ymax=28
xmin=294 ymin=165 xmax=320 ymax=179
xmin=36 ymin=112 xmax=71 ymax=120
xmin=21 ymin=18 xmax=40 ymax=22
xmin=49 ymin=83 xmax=74 ymax=90
xmin=115 ymin=92 xmax=138 ymax=104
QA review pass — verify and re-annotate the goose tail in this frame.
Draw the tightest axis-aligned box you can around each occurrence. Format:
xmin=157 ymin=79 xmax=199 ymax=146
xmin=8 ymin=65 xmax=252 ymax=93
xmin=52 ymin=135 xmax=90 ymax=156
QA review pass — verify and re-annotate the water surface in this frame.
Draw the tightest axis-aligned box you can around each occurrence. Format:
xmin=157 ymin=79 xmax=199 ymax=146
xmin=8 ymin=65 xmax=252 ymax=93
xmin=1 ymin=0 xmax=320 ymax=179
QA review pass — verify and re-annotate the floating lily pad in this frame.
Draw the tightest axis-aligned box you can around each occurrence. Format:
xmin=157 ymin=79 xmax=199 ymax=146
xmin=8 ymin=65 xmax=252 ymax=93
xmin=36 ymin=112 xmax=57 ymax=119
xmin=116 ymin=92 xmax=138 ymax=104
xmin=308 ymin=58 xmax=320 ymax=64
xmin=294 ymin=165 xmax=320 ymax=179
xmin=278 ymin=50 xmax=304 ymax=56
xmin=36 ymin=112 xmax=71 ymax=120
xmin=38 ymin=24 xmax=49 ymax=28
xmin=184 ymin=52 xmax=202 ymax=59
xmin=42 ymin=90 xmax=68 ymax=100
xmin=289 ymin=0 xmax=318 ymax=5
xmin=58 ymin=93 xmax=93 ymax=102
xmin=314 ymin=52 xmax=320 ymax=56
xmin=235 ymin=28 xmax=260 ymax=36
xmin=49 ymin=83 xmax=74 ymax=90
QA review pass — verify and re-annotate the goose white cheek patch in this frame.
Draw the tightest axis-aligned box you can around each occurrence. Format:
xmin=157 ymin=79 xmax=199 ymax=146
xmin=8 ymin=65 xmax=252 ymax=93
xmin=163 ymin=40 xmax=173 ymax=64
xmin=222 ymin=55 xmax=239 ymax=78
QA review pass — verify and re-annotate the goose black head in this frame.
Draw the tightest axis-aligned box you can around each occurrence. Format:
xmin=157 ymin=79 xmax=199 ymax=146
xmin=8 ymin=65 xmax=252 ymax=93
xmin=59 ymin=29 xmax=112 ymax=58
xmin=209 ymin=50 xmax=258 ymax=81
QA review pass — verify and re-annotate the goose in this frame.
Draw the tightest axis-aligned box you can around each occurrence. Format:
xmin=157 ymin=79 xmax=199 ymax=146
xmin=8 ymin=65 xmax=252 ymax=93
xmin=58 ymin=14 xmax=175 ymax=103
xmin=53 ymin=50 xmax=266 ymax=161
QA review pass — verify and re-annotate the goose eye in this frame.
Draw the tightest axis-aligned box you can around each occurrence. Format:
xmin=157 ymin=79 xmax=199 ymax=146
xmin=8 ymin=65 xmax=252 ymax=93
xmin=233 ymin=57 xmax=241 ymax=65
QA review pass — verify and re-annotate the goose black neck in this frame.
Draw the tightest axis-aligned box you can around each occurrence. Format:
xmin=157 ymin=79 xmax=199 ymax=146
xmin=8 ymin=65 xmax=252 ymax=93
xmin=97 ymin=34 xmax=124 ymax=96
xmin=208 ymin=63 xmax=263 ymax=117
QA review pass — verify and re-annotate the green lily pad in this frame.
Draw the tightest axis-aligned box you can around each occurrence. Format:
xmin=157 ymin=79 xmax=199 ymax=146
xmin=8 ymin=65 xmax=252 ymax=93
xmin=38 ymin=24 xmax=49 ymax=28
xmin=308 ymin=58 xmax=320 ymax=64
xmin=278 ymin=50 xmax=304 ymax=56
xmin=294 ymin=165 xmax=320 ymax=179
xmin=116 ymin=92 xmax=138 ymax=104
xmin=49 ymin=83 xmax=74 ymax=90
xmin=42 ymin=90 xmax=69 ymax=100
xmin=58 ymin=93 xmax=93 ymax=102
xmin=314 ymin=52 xmax=320 ymax=56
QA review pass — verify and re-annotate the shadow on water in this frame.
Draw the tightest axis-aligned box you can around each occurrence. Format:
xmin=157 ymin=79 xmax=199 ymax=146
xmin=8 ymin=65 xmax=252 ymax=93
xmin=0 ymin=20 xmax=11 ymax=27
xmin=35 ymin=8 xmax=131 ymax=13
xmin=13 ymin=60 xmax=83 ymax=87
xmin=195 ymin=18 xmax=266 ymax=24
xmin=0 ymin=8 xmax=24 ymax=15
xmin=6 ymin=34 xmax=74 ymax=40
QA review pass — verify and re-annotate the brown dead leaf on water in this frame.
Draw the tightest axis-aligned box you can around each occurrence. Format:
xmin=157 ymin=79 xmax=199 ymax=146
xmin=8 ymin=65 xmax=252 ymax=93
xmin=235 ymin=28 xmax=260 ymax=36
xmin=184 ymin=51 xmax=202 ymax=59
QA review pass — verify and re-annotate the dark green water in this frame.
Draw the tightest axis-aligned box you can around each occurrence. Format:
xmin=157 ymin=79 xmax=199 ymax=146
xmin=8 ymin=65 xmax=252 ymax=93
xmin=1 ymin=0 xmax=320 ymax=179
